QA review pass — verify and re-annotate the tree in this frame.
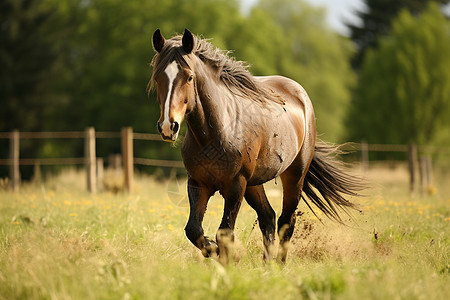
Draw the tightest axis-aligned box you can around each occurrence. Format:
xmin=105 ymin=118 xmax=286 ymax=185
xmin=256 ymin=0 xmax=356 ymax=142
xmin=346 ymin=3 xmax=450 ymax=146
xmin=0 ymin=0 xmax=66 ymax=178
xmin=0 ymin=0 xmax=59 ymax=132
xmin=347 ymin=0 xmax=449 ymax=68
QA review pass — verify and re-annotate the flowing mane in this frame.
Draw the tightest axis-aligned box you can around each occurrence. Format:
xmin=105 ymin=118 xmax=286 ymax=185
xmin=150 ymin=35 xmax=284 ymax=105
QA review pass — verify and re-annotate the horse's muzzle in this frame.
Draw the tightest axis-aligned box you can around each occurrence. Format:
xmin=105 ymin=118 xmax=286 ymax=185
xmin=157 ymin=121 xmax=179 ymax=142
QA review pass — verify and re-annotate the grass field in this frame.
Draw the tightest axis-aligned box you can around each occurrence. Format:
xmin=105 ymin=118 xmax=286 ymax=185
xmin=0 ymin=164 xmax=449 ymax=299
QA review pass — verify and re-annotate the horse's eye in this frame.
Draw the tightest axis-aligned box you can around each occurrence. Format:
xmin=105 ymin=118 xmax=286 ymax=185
xmin=188 ymin=75 xmax=193 ymax=82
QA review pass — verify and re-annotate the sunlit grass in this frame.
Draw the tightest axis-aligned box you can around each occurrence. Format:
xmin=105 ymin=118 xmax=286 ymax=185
xmin=0 ymin=165 xmax=449 ymax=299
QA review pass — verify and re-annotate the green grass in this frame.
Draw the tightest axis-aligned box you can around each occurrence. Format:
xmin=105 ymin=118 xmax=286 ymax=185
xmin=0 ymin=166 xmax=449 ymax=300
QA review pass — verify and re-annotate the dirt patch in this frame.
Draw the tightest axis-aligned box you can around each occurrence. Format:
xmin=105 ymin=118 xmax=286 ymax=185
xmin=288 ymin=213 xmax=382 ymax=262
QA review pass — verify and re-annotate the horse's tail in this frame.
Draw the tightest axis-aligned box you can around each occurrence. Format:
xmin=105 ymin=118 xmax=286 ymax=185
xmin=302 ymin=141 xmax=365 ymax=223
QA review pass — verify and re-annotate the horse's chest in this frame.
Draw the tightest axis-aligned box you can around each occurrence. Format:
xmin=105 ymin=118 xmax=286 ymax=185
xmin=182 ymin=140 xmax=242 ymax=185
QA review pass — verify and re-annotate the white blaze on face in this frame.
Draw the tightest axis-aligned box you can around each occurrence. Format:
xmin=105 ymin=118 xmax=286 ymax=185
xmin=161 ymin=60 xmax=179 ymax=136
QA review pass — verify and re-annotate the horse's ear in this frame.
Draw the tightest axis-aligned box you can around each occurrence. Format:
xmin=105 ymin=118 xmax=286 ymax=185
xmin=182 ymin=29 xmax=194 ymax=54
xmin=153 ymin=29 xmax=165 ymax=53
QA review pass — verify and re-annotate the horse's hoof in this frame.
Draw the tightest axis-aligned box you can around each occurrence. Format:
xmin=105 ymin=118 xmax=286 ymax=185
xmin=202 ymin=238 xmax=219 ymax=258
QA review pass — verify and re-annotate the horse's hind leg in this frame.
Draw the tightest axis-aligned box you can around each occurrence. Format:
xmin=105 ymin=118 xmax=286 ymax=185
xmin=244 ymin=185 xmax=276 ymax=261
xmin=278 ymin=146 xmax=314 ymax=262
xmin=277 ymin=172 xmax=302 ymax=262
xmin=185 ymin=177 xmax=218 ymax=258
xmin=216 ymin=176 xmax=247 ymax=265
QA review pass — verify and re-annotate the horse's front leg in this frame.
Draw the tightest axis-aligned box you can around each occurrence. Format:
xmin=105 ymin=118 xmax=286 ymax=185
xmin=217 ymin=176 xmax=247 ymax=265
xmin=185 ymin=177 xmax=217 ymax=258
xmin=244 ymin=185 xmax=276 ymax=261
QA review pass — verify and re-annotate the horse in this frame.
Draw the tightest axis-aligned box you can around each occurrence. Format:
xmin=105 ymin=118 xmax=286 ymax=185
xmin=150 ymin=29 xmax=363 ymax=263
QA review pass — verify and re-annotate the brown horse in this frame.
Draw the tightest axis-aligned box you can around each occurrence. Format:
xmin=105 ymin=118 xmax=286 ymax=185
xmin=150 ymin=29 xmax=363 ymax=263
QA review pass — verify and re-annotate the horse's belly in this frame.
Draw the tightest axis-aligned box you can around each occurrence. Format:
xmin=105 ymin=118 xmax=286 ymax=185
xmin=247 ymin=162 xmax=283 ymax=186
xmin=247 ymin=130 xmax=301 ymax=186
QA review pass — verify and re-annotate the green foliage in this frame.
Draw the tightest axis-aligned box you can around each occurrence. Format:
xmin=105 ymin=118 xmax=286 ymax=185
xmin=346 ymin=3 xmax=450 ymax=146
xmin=347 ymin=0 xmax=450 ymax=68
xmin=256 ymin=0 xmax=356 ymax=142
xmin=0 ymin=0 xmax=59 ymax=131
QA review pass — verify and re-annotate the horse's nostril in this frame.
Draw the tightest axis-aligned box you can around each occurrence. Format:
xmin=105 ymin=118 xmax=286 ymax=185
xmin=157 ymin=122 xmax=162 ymax=133
xmin=172 ymin=122 xmax=179 ymax=133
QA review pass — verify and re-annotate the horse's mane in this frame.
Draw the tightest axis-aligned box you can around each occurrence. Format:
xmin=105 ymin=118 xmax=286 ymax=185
xmin=150 ymin=35 xmax=284 ymax=105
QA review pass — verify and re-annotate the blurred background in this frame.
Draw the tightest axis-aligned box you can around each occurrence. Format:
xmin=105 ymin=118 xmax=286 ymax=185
xmin=1 ymin=0 xmax=450 ymax=181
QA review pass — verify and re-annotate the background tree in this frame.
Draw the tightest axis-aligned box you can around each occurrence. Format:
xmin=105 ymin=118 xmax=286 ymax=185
xmin=347 ymin=0 xmax=450 ymax=69
xmin=256 ymin=0 xmax=356 ymax=142
xmin=0 ymin=0 xmax=64 ymax=177
xmin=346 ymin=3 xmax=450 ymax=146
xmin=0 ymin=0 xmax=58 ymax=132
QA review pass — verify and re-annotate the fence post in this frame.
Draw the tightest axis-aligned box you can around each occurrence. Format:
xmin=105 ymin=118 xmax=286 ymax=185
xmin=419 ymin=156 xmax=432 ymax=195
xmin=10 ymin=130 xmax=20 ymax=192
xmin=419 ymin=156 xmax=427 ymax=195
xmin=121 ymin=127 xmax=133 ymax=192
xmin=426 ymin=156 xmax=433 ymax=188
xmin=97 ymin=158 xmax=104 ymax=192
xmin=33 ymin=161 xmax=42 ymax=183
xmin=108 ymin=154 xmax=122 ymax=170
xmin=408 ymin=143 xmax=417 ymax=196
xmin=360 ymin=140 xmax=369 ymax=174
xmin=85 ymin=127 xmax=97 ymax=193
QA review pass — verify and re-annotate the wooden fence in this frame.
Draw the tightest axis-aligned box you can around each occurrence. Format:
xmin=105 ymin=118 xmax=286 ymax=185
xmin=340 ymin=141 xmax=447 ymax=195
xmin=0 ymin=127 xmax=183 ymax=193
xmin=1 ymin=129 xmax=449 ymax=194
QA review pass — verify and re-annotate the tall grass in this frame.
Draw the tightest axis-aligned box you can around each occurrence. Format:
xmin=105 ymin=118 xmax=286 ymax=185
xmin=0 ymin=165 xmax=448 ymax=299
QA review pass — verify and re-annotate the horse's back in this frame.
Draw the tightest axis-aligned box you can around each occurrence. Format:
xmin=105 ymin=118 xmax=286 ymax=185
xmin=254 ymin=75 xmax=313 ymax=112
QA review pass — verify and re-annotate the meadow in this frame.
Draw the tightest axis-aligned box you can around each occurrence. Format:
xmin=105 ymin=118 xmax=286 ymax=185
xmin=0 ymin=164 xmax=449 ymax=300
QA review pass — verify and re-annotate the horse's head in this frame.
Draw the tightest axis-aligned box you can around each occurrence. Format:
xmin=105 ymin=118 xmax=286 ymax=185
xmin=151 ymin=29 xmax=197 ymax=142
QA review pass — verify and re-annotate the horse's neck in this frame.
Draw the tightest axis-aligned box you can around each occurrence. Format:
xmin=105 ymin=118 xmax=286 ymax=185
xmin=186 ymin=74 xmax=236 ymax=145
